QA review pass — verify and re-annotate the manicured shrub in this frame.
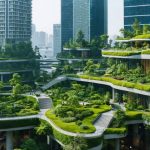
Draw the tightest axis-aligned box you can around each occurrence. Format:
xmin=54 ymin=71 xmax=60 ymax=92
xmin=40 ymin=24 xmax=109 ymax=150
xmin=76 ymin=120 xmax=82 ymax=126
xmin=80 ymin=125 xmax=90 ymax=130
xmin=92 ymin=105 xmax=100 ymax=108
xmin=81 ymin=110 xmax=94 ymax=117
xmin=62 ymin=117 xmax=77 ymax=123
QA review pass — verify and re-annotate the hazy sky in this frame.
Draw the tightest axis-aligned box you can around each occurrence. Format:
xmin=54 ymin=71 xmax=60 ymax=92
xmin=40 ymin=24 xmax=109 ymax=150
xmin=32 ymin=0 xmax=123 ymax=37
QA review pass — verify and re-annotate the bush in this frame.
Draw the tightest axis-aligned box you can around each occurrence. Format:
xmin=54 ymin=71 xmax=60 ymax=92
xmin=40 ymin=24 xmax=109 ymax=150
xmin=81 ymin=110 xmax=94 ymax=117
xmin=105 ymin=128 xmax=127 ymax=134
xmin=62 ymin=117 xmax=77 ymax=123
xmin=76 ymin=120 xmax=82 ymax=126
xmin=92 ymin=105 xmax=100 ymax=108
xmin=76 ymin=114 xmax=83 ymax=120
xmin=80 ymin=125 xmax=90 ymax=130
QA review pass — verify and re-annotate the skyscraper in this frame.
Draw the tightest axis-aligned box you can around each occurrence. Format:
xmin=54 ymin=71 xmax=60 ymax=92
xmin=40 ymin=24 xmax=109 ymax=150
xmin=73 ymin=0 xmax=107 ymax=41
xmin=0 ymin=0 xmax=32 ymax=46
xmin=61 ymin=0 xmax=73 ymax=49
xmin=124 ymin=0 xmax=150 ymax=29
xmin=61 ymin=0 xmax=107 ymax=48
xmin=53 ymin=24 xmax=61 ymax=57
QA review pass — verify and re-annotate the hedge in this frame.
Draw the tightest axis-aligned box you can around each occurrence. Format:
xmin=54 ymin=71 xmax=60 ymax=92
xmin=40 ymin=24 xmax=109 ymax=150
xmin=125 ymin=111 xmax=143 ymax=121
xmin=133 ymin=34 xmax=150 ymax=39
xmin=69 ymin=74 xmax=150 ymax=92
xmin=142 ymin=50 xmax=150 ymax=54
xmin=102 ymin=51 xmax=141 ymax=56
xmin=105 ymin=128 xmax=127 ymax=134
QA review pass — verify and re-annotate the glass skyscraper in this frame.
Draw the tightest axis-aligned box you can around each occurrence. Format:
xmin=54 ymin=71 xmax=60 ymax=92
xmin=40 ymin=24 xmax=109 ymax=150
xmin=124 ymin=0 xmax=150 ymax=29
xmin=61 ymin=0 xmax=73 ymax=48
xmin=61 ymin=0 xmax=107 ymax=47
xmin=0 ymin=0 xmax=32 ymax=46
xmin=73 ymin=0 xmax=107 ymax=41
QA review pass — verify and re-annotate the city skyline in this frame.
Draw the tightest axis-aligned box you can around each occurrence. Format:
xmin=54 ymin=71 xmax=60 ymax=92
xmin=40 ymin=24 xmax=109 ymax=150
xmin=32 ymin=0 xmax=123 ymax=37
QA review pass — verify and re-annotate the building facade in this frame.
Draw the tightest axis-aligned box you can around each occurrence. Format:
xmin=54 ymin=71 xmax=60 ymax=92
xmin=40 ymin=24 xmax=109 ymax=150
xmin=61 ymin=0 xmax=107 ymax=47
xmin=73 ymin=0 xmax=107 ymax=41
xmin=53 ymin=24 xmax=61 ymax=57
xmin=124 ymin=0 xmax=150 ymax=29
xmin=61 ymin=0 xmax=73 ymax=49
xmin=0 ymin=0 xmax=32 ymax=46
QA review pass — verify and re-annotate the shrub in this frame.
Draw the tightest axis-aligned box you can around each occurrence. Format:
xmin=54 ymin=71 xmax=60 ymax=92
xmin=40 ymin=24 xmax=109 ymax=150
xmin=102 ymin=51 xmax=141 ymax=56
xmin=81 ymin=110 xmax=94 ymax=117
xmin=80 ymin=125 xmax=90 ymax=130
xmin=62 ymin=117 xmax=77 ymax=123
xmin=92 ymin=105 xmax=100 ymax=108
xmin=76 ymin=120 xmax=82 ymax=126
xmin=105 ymin=128 xmax=127 ymax=134
xmin=76 ymin=114 xmax=83 ymax=120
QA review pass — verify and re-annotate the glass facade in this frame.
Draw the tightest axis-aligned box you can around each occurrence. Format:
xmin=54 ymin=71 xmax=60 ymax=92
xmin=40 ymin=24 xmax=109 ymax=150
xmin=61 ymin=0 xmax=73 ymax=48
xmin=0 ymin=0 xmax=32 ymax=45
xmin=73 ymin=0 xmax=107 ymax=41
xmin=124 ymin=0 xmax=150 ymax=28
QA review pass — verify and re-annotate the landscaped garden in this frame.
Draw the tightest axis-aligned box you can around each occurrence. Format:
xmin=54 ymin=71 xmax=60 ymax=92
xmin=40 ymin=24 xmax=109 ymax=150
xmin=45 ymin=82 xmax=112 ymax=133
xmin=102 ymin=19 xmax=150 ymax=57
xmin=0 ymin=95 xmax=39 ymax=117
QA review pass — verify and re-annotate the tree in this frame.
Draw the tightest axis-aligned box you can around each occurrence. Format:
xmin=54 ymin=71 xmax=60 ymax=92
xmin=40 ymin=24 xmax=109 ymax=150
xmin=100 ymin=34 xmax=109 ymax=48
xmin=114 ymin=110 xmax=126 ymax=127
xmin=143 ymin=24 xmax=150 ymax=34
xmin=21 ymin=138 xmax=39 ymax=150
xmin=0 ymin=81 xmax=3 ymax=91
xmin=64 ymin=136 xmax=88 ymax=150
xmin=35 ymin=120 xmax=52 ymax=135
xmin=13 ymin=83 xmax=22 ymax=95
xmin=9 ymin=73 xmax=21 ymax=86
xmin=132 ymin=18 xmax=142 ymax=35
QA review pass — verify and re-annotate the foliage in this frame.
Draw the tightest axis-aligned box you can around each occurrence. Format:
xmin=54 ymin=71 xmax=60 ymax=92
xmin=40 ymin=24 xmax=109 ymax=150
xmin=21 ymin=138 xmax=39 ymax=150
xmin=105 ymin=128 xmax=127 ymax=134
xmin=102 ymin=51 xmax=141 ymax=56
xmin=35 ymin=119 xmax=52 ymax=135
xmin=0 ymin=95 xmax=39 ymax=117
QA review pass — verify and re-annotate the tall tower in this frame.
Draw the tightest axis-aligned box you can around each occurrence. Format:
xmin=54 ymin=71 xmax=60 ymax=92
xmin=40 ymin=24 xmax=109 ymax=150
xmin=73 ymin=0 xmax=107 ymax=41
xmin=0 ymin=0 xmax=32 ymax=46
xmin=124 ymin=0 xmax=150 ymax=29
xmin=61 ymin=0 xmax=73 ymax=49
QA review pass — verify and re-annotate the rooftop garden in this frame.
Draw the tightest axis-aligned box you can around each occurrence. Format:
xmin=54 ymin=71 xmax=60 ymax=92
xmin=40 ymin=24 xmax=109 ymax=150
xmin=68 ymin=59 xmax=150 ymax=92
xmin=0 ymin=73 xmax=39 ymax=117
xmin=103 ymin=19 xmax=150 ymax=56
xmin=45 ymin=82 xmax=111 ymax=133
xmin=57 ymin=31 xmax=109 ymax=59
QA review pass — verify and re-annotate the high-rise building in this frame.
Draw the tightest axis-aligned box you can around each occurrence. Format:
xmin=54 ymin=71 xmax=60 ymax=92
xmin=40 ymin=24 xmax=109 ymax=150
xmin=0 ymin=0 xmax=32 ymax=46
xmin=73 ymin=0 xmax=107 ymax=41
xmin=124 ymin=0 xmax=150 ymax=29
xmin=53 ymin=24 xmax=61 ymax=57
xmin=61 ymin=0 xmax=73 ymax=48
xmin=61 ymin=0 xmax=107 ymax=48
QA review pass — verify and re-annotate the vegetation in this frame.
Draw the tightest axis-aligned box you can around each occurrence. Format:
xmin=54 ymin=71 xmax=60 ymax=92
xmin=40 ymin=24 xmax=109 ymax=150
xmin=0 ymin=95 xmax=39 ymax=117
xmin=45 ymin=82 xmax=111 ymax=133
xmin=0 ymin=42 xmax=40 ymax=59
xmin=105 ymin=128 xmax=127 ymax=135
xmin=102 ymin=51 xmax=141 ymax=56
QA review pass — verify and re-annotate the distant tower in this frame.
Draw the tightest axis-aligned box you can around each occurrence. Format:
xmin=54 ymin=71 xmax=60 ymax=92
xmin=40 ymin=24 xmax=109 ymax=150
xmin=124 ymin=0 xmax=150 ymax=29
xmin=0 ymin=0 xmax=32 ymax=46
xmin=53 ymin=24 xmax=61 ymax=57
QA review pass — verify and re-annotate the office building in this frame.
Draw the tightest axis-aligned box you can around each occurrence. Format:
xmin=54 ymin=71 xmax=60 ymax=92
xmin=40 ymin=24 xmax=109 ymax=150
xmin=124 ymin=0 xmax=150 ymax=29
xmin=53 ymin=24 xmax=61 ymax=57
xmin=0 ymin=0 xmax=32 ymax=46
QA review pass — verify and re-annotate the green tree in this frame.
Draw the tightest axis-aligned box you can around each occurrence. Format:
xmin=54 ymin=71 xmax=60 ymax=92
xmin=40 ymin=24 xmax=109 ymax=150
xmin=21 ymin=138 xmax=39 ymax=150
xmin=64 ymin=136 xmax=88 ymax=150
xmin=13 ymin=83 xmax=22 ymax=95
xmin=36 ymin=120 xmax=52 ymax=135
xmin=132 ymin=18 xmax=142 ymax=35
xmin=100 ymin=34 xmax=109 ymax=48
xmin=9 ymin=73 xmax=21 ymax=86
xmin=114 ymin=110 xmax=126 ymax=127
xmin=143 ymin=24 xmax=150 ymax=34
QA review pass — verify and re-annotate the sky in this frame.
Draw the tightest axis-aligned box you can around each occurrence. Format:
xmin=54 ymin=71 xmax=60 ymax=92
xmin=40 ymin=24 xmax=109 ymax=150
xmin=32 ymin=0 xmax=123 ymax=37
